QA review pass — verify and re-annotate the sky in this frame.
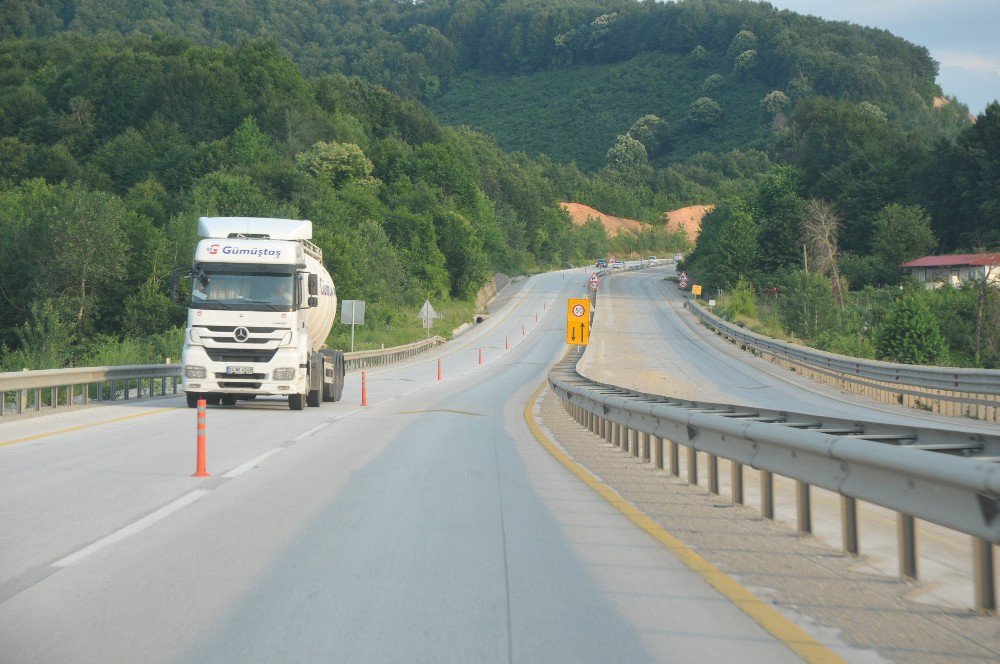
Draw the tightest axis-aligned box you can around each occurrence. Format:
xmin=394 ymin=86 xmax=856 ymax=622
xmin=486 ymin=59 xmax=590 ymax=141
xmin=756 ymin=0 xmax=1000 ymax=114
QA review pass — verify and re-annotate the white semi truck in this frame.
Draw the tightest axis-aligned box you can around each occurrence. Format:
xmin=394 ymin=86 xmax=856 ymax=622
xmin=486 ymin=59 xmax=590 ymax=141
xmin=179 ymin=217 xmax=345 ymax=410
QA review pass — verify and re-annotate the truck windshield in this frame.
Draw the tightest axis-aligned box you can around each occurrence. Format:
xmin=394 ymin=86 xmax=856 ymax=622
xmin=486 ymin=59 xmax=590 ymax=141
xmin=191 ymin=272 xmax=295 ymax=310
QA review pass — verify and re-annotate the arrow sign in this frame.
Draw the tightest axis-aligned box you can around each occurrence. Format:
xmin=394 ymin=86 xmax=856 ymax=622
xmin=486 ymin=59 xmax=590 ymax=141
xmin=566 ymin=298 xmax=590 ymax=345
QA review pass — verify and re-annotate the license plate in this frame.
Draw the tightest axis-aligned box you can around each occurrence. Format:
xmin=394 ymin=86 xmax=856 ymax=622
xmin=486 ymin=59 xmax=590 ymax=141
xmin=225 ymin=366 xmax=254 ymax=375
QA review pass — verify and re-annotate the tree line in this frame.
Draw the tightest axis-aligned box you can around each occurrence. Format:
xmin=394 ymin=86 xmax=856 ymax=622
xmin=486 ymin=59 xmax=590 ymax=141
xmin=0 ymin=35 xmax=683 ymax=370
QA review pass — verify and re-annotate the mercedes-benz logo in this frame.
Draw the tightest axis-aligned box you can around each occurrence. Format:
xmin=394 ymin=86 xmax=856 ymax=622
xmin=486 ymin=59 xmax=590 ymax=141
xmin=233 ymin=327 xmax=250 ymax=343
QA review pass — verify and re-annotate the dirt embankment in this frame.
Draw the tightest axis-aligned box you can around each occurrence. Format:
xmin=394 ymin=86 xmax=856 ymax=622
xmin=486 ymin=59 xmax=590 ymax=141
xmin=663 ymin=204 xmax=713 ymax=241
xmin=561 ymin=202 xmax=713 ymax=241
xmin=560 ymin=203 xmax=650 ymax=236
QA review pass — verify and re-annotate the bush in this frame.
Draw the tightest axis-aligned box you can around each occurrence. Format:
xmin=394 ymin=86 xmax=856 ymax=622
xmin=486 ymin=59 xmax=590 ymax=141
xmin=875 ymin=295 xmax=946 ymax=364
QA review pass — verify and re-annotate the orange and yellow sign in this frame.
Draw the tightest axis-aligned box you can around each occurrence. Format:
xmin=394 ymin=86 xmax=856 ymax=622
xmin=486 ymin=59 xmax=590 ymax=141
xmin=566 ymin=298 xmax=590 ymax=345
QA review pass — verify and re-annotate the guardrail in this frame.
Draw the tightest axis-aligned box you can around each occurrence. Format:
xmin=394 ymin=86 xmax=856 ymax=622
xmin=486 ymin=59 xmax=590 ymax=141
xmin=0 ymin=336 xmax=448 ymax=419
xmin=548 ymin=348 xmax=1000 ymax=612
xmin=686 ymin=301 xmax=1000 ymax=423
xmin=344 ymin=336 xmax=446 ymax=371
xmin=0 ymin=365 xmax=182 ymax=418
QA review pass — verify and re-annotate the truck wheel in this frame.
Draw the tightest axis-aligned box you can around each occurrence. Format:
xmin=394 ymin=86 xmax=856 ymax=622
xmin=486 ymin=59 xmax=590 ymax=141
xmin=221 ymin=395 xmax=238 ymax=406
xmin=334 ymin=352 xmax=345 ymax=401
xmin=186 ymin=393 xmax=200 ymax=408
xmin=307 ymin=388 xmax=320 ymax=407
xmin=288 ymin=393 xmax=305 ymax=410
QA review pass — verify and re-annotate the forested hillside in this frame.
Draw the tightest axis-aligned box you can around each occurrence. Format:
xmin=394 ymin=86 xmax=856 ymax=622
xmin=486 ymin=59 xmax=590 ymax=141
xmin=0 ymin=35 xmax=684 ymax=369
xmin=3 ymin=0 xmax=972 ymax=167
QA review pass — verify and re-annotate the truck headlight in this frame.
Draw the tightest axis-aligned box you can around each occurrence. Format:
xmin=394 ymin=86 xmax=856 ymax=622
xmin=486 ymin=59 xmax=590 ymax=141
xmin=185 ymin=365 xmax=207 ymax=379
xmin=272 ymin=368 xmax=296 ymax=380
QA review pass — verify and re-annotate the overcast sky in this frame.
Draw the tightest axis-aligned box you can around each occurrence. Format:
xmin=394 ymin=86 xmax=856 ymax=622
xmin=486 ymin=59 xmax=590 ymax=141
xmin=756 ymin=0 xmax=1000 ymax=114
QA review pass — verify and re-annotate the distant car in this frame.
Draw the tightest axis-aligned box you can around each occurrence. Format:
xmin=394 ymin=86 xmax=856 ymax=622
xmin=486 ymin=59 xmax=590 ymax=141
xmin=596 ymin=259 xmax=608 ymax=268
xmin=613 ymin=260 xmax=625 ymax=269
xmin=673 ymin=253 xmax=683 ymax=261
xmin=647 ymin=256 xmax=657 ymax=261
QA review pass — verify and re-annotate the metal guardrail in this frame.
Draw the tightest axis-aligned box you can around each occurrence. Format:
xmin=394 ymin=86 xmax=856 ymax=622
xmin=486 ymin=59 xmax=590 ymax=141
xmin=0 ymin=336 xmax=448 ymax=419
xmin=344 ymin=336 xmax=446 ymax=371
xmin=0 ymin=365 xmax=182 ymax=418
xmin=686 ymin=301 xmax=1000 ymax=421
xmin=548 ymin=349 xmax=1000 ymax=612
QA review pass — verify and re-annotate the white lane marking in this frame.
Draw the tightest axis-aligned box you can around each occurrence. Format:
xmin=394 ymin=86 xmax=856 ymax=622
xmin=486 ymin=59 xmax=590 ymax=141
xmin=291 ymin=422 xmax=330 ymax=442
xmin=52 ymin=490 xmax=210 ymax=568
xmin=222 ymin=447 xmax=283 ymax=478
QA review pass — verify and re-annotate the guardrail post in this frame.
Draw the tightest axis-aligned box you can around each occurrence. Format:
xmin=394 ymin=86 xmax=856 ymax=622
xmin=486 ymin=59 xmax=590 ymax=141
xmin=604 ymin=418 xmax=611 ymax=443
xmin=708 ymin=454 xmax=718 ymax=494
xmin=796 ymin=481 xmax=812 ymax=537
xmin=669 ymin=440 xmax=679 ymax=477
xmin=731 ymin=462 xmax=743 ymax=504
xmin=630 ymin=429 xmax=638 ymax=457
xmin=898 ymin=513 xmax=918 ymax=581
xmin=642 ymin=432 xmax=651 ymax=462
xmin=761 ymin=471 xmax=774 ymax=520
xmin=842 ymin=496 xmax=859 ymax=556
xmin=973 ymin=538 xmax=996 ymax=614
xmin=614 ymin=423 xmax=621 ymax=448
xmin=653 ymin=436 xmax=663 ymax=469
xmin=687 ymin=446 xmax=697 ymax=485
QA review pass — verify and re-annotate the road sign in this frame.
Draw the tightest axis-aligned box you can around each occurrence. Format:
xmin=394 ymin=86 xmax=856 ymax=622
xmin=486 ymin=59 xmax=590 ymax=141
xmin=417 ymin=300 xmax=442 ymax=337
xmin=340 ymin=300 xmax=366 ymax=353
xmin=566 ymin=298 xmax=590 ymax=345
xmin=692 ymin=284 xmax=703 ymax=296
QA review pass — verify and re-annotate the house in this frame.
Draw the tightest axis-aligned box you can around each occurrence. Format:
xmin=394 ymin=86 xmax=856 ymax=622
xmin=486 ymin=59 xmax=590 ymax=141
xmin=900 ymin=253 xmax=1000 ymax=288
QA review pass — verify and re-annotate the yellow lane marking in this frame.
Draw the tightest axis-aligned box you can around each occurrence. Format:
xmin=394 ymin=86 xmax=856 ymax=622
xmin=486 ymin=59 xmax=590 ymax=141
xmin=524 ymin=382 xmax=845 ymax=664
xmin=0 ymin=408 xmax=175 ymax=448
xmin=397 ymin=409 xmax=485 ymax=417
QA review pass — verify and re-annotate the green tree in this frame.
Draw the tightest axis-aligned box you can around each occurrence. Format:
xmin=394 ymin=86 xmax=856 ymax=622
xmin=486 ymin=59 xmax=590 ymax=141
xmin=295 ymin=141 xmax=376 ymax=188
xmin=779 ymin=270 xmax=839 ymax=340
xmin=871 ymin=203 xmax=936 ymax=269
xmin=688 ymin=97 xmax=722 ymax=128
xmin=727 ymin=30 xmax=757 ymax=59
xmin=626 ymin=114 xmax=669 ymax=156
xmin=875 ymin=295 xmax=946 ymax=364
xmin=760 ymin=90 xmax=790 ymax=116
xmin=733 ymin=50 xmax=757 ymax=77
xmin=605 ymin=134 xmax=648 ymax=172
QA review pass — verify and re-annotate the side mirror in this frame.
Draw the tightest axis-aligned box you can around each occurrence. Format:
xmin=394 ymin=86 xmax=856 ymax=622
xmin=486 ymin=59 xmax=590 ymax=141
xmin=308 ymin=296 xmax=319 ymax=308
xmin=308 ymin=273 xmax=318 ymax=296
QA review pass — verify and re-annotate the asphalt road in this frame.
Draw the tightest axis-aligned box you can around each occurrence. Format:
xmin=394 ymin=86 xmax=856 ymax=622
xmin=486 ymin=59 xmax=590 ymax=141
xmin=0 ymin=268 xmax=806 ymax=663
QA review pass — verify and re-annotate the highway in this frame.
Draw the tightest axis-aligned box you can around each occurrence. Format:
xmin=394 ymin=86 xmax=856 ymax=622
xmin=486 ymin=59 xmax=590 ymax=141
xmin=0 ymin=268 xmax=813 ymax=663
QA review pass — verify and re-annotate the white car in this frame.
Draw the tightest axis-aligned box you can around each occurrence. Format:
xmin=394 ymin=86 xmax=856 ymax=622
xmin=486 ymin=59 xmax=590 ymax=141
xmin=613 ymin=260 xmax=625 ymax=269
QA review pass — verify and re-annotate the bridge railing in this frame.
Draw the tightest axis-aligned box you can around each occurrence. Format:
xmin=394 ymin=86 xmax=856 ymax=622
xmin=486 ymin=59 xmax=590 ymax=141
xmin=0 ymin=336 xmax=448 ymax=418
xmin=686 ymin=301 xmax=1000 ymax=422
xmin=549 ymin=348 xmax=1000 ymax=613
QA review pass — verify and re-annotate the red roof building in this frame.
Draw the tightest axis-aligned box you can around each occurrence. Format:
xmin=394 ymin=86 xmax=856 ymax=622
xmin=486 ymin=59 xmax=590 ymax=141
xmin=900 ymin=253 xmax=1000 ymax=288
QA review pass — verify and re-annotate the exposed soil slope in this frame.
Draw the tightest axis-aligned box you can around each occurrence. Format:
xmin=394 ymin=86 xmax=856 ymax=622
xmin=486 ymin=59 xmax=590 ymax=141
xmin=560 ymin=203 xmax=649 ymax=236
xmin=663 ymin=205 xmax=713 ymax=241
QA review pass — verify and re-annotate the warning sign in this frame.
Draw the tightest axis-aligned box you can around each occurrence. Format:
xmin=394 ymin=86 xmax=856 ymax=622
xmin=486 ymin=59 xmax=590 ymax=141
xmin=566 ymin=298 xmax=590 ymax=345
xmin=692 ymin=284 xmax=703 ymax=296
